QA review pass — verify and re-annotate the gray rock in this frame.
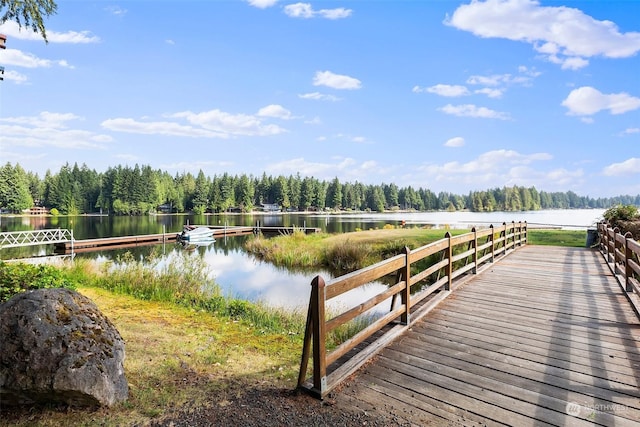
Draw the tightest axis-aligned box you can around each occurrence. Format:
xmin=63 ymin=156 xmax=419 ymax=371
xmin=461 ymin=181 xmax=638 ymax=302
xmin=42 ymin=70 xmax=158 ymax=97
xmin=0 ymin=288 xmax=128 ymax=407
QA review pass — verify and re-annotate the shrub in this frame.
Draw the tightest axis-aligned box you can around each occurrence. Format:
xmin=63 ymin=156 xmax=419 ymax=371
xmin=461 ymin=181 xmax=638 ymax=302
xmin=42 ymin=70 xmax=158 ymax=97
xmin=603 ymin=204 xmax=639 ymax=223
xmin=603 ymin=204 xmax=640 ymax=240
xmin=0 ymin=261 xmax=78 ymax=303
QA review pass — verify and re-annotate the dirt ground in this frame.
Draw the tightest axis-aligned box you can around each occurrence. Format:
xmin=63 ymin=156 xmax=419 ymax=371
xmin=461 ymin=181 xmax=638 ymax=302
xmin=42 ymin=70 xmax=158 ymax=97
xmin=145 ymin=384 xmax=413 ymax=427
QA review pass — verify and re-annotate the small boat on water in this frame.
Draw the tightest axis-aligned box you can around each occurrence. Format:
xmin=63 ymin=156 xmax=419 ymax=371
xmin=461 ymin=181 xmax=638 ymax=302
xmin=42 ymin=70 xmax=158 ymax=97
xmin=177 ymin=225 xmax=215 ymax=242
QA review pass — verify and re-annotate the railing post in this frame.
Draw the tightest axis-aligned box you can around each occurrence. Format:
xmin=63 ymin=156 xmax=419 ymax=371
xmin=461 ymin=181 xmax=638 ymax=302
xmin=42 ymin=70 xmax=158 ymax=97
xmin=625 ymin=232 xmax=633 ymax=292
xmin=490 ymin=224 xmax=495 ymax=262
xmin=523 ymin=221 xmax=527 ymax=244
xmin=445 ymin=231 xmax=452 ymax=291
xmin=401 ymin=246 xmax=411 ymax=325
xmin=607 ymin=226 xmax=615 ymax=263
xmin=502 ymin=222 xmax=507 ymax=256
xmin=472 ymin=227 xmax=478 ymax=274
xmin=311 ymin=275 xmax=327 ymax=395
xmin=517 ymin=221 xmax=523 ymax=246
xmin=510 ymin=221 xmax=515 ymax=250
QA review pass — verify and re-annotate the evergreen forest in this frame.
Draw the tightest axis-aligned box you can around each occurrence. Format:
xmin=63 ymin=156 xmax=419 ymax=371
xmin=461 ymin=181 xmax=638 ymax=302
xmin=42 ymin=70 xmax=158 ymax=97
xmin=1 ymin=162 xmax=639 ymax=215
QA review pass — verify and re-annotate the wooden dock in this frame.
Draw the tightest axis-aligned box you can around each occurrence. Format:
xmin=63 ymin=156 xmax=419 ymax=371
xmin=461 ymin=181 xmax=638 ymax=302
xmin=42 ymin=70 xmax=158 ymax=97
xmin=53 ymin=225 xmax=319 ymax=253
xmin=332 ymin=245 xmax=640 ymax=426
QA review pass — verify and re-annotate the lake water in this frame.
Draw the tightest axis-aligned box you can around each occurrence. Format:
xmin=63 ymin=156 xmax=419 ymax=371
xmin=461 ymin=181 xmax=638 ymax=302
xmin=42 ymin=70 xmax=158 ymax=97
xmin=0 ymin=209 xmax=604 ymax=311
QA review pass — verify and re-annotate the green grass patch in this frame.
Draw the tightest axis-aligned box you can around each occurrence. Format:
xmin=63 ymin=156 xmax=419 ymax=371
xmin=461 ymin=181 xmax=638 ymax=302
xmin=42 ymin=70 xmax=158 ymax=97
xmin=245 ymin=228 xmax=468 ymax=275
xmin=527 ymin=229 xmax=587 ymax=247
xmin=0 ymin=261 xmax=79 ymax=303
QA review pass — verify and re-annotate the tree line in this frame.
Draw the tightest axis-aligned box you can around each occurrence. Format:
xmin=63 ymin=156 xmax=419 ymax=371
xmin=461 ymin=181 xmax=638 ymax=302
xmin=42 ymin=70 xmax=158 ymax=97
xmin=1 ymin=162 xmax=639 ymax=215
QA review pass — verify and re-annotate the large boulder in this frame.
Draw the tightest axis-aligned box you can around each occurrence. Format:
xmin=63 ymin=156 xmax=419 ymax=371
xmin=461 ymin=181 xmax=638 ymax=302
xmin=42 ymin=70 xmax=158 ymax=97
xmin=0 ymin=288 xmax=128 ymax=407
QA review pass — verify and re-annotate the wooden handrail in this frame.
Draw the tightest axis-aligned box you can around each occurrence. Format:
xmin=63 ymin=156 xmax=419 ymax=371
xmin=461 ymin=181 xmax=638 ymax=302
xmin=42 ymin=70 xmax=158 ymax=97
xmin=597 ymin=222 xmax=640 ymax=298
xmin=298 ymin=221 xmax=528 ymax=398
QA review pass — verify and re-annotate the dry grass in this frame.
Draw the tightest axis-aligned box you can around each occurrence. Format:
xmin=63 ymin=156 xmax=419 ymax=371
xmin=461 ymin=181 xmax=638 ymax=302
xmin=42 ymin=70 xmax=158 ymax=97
xmin=1 ymin=287 xmax=302 ymax=427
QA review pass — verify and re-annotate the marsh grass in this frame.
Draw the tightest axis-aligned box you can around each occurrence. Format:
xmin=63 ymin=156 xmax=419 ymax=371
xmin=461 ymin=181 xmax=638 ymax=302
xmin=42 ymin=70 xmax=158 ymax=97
xmin=527 ymin=229 xmax=586 ymax=247
xmin=245 ymin=231 xmax=325 ymax=270
xmin=245 ymin=228 xmax=470 ymax=275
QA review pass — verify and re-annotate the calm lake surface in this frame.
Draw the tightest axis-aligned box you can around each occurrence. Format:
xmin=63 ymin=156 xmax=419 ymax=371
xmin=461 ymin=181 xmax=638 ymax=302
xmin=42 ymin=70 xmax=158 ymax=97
xmin=0 ymin=209 xmax=604 ymax=311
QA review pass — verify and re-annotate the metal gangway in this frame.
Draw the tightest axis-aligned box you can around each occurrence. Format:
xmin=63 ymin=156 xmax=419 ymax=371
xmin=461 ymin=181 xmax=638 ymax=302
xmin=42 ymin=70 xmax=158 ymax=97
xmin=0 ymin=229 xmax=74 ymax=250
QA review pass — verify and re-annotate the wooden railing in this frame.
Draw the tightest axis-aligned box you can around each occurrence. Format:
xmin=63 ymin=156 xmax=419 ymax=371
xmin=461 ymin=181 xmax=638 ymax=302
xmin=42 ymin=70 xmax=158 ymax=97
xmin=297 ymin=221 xmax=528 ymax=398
xmin=597 ymin=222 xmax=640 ymax=304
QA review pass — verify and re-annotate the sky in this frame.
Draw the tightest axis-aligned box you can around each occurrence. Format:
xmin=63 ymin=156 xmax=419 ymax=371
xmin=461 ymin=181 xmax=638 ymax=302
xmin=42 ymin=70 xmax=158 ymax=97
xmin=0 ymin=0 xmax=639 ymax=198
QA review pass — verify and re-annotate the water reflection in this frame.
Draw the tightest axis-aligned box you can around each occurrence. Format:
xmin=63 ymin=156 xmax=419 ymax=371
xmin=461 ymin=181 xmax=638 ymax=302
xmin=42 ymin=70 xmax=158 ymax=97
xmin=0 ymin=210 xmax=603 ymax=312
xmin=85 ymin=238 xmax=389 ymax=313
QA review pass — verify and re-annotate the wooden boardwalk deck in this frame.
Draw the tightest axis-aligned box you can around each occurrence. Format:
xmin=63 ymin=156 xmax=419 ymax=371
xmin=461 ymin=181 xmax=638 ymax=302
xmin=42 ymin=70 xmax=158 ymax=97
xmin=334 ymin=245 xmax=640 ymax=426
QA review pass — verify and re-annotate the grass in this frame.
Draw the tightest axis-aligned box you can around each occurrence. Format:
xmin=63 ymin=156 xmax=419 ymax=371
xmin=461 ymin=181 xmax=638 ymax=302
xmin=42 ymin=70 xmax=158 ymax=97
xmin=1 ymin=227 xmax=588 ymax=426
xmin=527 ymin=229 xmax=587 ymax=247
xmin=2 ymin=287 xmax=303 ymax=427
xmin=245 ymin=227 xmax=469 ymax=274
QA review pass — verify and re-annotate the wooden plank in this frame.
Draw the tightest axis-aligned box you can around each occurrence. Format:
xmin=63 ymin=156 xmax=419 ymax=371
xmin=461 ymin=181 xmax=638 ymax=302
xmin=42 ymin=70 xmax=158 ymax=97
xmin=431 ymin=299 xmax=640 ymax=348
xmin=326 ymin=281 xmax=405 ymax=332
xmin=352 ymin=370 xmax=504 ymax=427
xmin=330 ymin=245 xmax=640 ymax=425
xmin=325 ymin=255 xmax=405 ymax=300
xmin=377 ymin=347 xmax=639 ymax=425
xmin=410 ymin=319 xmax=640 ymax=383
xmin=393 ymin=335 xmax=640 ymax=413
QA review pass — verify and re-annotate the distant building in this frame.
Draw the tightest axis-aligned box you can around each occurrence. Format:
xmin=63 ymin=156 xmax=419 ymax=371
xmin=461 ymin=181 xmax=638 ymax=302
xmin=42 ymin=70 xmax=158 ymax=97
xmin=23 ymin=207 xmax=50 ymax=215
xmin=260 ymin=203 xmax=281 ymax=212
xmin=158 ymin=203 xmax=173 ymax=213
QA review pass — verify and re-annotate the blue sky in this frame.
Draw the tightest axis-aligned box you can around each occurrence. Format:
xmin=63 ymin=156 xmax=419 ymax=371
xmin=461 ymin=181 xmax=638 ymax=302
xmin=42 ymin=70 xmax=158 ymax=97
xmin=0 ymin=0 xmax=638 ymax=198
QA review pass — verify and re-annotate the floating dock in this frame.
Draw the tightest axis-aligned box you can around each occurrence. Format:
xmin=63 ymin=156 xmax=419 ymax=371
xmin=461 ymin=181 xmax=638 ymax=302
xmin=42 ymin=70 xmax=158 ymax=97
xmin=52 ymin=225 xmax=319 ymax=253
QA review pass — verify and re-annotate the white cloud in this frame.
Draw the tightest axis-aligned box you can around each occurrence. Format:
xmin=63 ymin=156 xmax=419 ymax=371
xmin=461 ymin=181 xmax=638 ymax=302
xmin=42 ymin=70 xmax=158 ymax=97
xmin=265 ymin=157 xmax=388 ymax=182
xmin=304 ymin=117 xmax=322 ymax=125
xmin=621 ymin=128 xmax=640 ymax=136
xmin=0 ymin=21 xmax=99 ymax=43
xmin=1 ymin=69 xmax=28 ymax=84
xmin=602 ymin=158 xmax=640 ymax=176
xmin=173 ymin=109 xmax=287 ymax=136
xmin=165 ymin=39 xmax=175 ymax=45
xmin=284 ymin=3 xmax=352 ymax=19
xmin=415 ymin=149 xmax=563 ymax=190
xmin=444 ymin=137 xmax=465 ymax=147
xmin=439 ymin=104 xmax=510 ymax=120
xmin=298 ymin=92 xmax=341 ymax=101
xmin=313 ymin=71 xmax=362 ymax=90
xmin=257 ymin=104 xmax=293 ymax=120
xmin=562 ymin=86 xmax=640 ymax=116
xmin=101 ymin=118 xmax=227 ymax=138
xmin=103 ymin=108 xmax=290 ymax=139
xmin=424 ymin=84 xmax=470 ymax=97
xmin=247 ymin=0 xmax=278 ymax=9
xmin=105 ymin=6 xmax=127 ymax=16
xmin=1 ymin=112 xmax=82 ymax=129
xmin=466 ymin=73 xmax=530 ymax=87
xmin=474 ymin=88 xmax=503 ymax=98
xmin=0 ymin=49 xmax=73 ymax=68
xmin=446 ymin=0 xmax=640 ymax=69
xmin=0 ymin=112 xmax=112 ymax=149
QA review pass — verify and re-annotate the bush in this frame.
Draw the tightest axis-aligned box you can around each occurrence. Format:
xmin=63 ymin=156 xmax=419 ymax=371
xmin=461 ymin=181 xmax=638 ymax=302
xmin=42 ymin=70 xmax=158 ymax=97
xmin=603 ymin=204 xmax=639 ymax=223
xmin=0 ymin=262 xmax=78 ymax=303
xmin=603 ymin=204 xmax=640 ymax=240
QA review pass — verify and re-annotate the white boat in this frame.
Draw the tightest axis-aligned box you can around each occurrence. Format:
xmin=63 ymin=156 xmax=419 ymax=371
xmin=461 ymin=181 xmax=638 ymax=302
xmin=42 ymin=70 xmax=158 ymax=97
xmin=177 ymin=225 xmax=215 ymax=242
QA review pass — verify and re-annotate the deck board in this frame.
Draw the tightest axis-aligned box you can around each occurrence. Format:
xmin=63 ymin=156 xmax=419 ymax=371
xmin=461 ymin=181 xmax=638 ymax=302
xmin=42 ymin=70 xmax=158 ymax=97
xmin=333 ymin=246 xmax=640 ymax=426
